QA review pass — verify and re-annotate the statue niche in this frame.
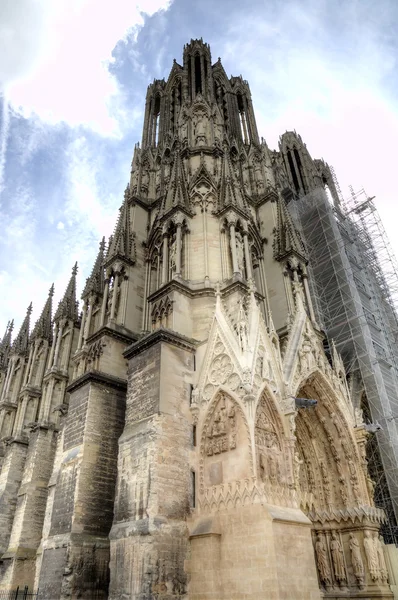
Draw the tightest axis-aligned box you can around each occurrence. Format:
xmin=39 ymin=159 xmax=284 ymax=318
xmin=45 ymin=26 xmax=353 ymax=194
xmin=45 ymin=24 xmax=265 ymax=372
xmin=255 ymin=395 xmax=287 ymax=486
xmin=202 ymin=393 xmax=251 ymax=488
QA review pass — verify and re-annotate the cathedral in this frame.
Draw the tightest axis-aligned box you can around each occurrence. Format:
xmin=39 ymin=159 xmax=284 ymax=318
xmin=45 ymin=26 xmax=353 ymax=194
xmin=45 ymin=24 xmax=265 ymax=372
xmin=0 ymin=39 xmax=396 ymax=600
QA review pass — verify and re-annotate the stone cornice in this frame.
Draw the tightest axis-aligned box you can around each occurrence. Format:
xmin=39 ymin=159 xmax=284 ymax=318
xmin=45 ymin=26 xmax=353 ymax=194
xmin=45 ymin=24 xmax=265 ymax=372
xmin=124 ymin=328 xmax=197 ymax=360
xmin=66 ymin=370 xmax=127 ymax=394
xmin=147 ymin=279 xmax=216 ymax=303
xmin=86 ymin=325 xmax=139 ymax=347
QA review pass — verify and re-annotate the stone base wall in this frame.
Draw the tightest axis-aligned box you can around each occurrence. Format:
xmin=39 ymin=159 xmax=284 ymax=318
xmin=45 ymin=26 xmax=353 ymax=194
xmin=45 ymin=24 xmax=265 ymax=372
xmin=188 ymin=504 xmax=320 ymax=600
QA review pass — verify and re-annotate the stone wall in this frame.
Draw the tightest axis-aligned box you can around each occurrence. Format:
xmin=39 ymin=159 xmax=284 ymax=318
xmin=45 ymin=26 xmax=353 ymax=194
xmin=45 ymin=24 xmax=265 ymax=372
xmin=109 ymin=332 xmax=195 ymax=599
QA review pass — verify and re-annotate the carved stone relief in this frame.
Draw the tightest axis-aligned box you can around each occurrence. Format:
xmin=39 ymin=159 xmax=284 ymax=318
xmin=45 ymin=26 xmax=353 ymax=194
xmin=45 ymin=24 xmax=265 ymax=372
xmin=255 ymin=398 xmax=285 ymax=486
xmin=205 ymin=395 xmax=236 ymax=457
xmin=364 ymin=530 xmax=379 ymax=582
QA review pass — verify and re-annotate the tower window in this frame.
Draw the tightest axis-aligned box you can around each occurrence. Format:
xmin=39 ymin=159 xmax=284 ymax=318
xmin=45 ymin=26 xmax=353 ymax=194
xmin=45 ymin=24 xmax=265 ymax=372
xmin=152 ymin=95 xmax=161 ymax=146
xmin=237 ymin=93 xmax=249 ymax=144
xmin=294 ymin=148 xmax=306 ymax=193
xmin=195 ymin=55 xmax=202 ymax=94
xmin=287 ymin=150 xmax=300 ymax=193
xmin=192 ymin=425 xmax=197 ymax=447
xmin=191 ymin=471 xmax=196 ymax=508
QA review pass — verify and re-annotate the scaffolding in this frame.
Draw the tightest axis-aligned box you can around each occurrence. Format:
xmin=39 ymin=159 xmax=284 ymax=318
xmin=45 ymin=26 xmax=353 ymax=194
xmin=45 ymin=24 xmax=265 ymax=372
xmin=289 ymin=184 xmax=398 ymax=543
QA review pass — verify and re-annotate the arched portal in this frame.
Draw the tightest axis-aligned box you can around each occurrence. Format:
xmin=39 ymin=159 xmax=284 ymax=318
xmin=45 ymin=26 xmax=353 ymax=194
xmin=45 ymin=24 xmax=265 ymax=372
xmin=294 ymin=372 xmax=390 ymax=597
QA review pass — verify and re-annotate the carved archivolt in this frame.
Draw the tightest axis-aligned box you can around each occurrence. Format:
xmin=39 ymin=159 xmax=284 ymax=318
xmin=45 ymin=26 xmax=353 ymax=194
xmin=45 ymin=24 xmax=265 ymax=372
xmin=255 ymin=394 xmax=290 ymax=488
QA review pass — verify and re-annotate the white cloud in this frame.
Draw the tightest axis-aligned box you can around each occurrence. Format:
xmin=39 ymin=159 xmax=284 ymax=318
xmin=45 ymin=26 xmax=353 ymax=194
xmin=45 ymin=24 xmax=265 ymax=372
xmin=0 ymin=0 xmax=172 ymax=134
xmin=0 ymin=97 xmax=10 ymax=196
xmin=56 ymin=221 xmax=65 ymax=230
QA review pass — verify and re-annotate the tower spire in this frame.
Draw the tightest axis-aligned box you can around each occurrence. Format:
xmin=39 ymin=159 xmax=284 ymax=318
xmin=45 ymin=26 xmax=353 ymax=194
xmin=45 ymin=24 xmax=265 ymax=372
xmin=106 ymin=188 xmax=135 ymax=265
xmin=0 ymin=320 xmax=14 ymax=370
xmin=31 ymin=284 xmax=54 ymax=341
xmin=82 ymin=237 xmax=105 ymax=298
xmin=54 ymin=263 xmax=79 ymax=322
xmin=12 ymin=303 xmax=32 ymax=355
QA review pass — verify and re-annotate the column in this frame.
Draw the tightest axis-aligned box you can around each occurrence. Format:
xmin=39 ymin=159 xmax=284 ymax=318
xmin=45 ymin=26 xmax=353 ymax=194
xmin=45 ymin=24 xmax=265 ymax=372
xmin=77 ymin=301 xmax=88 ymax=350
xmin=161 ymin=234 xmax=169 ymax=285
xmin=142 ymin=261 xmax=150 ymax=331
xmin=53 ymin=323 xmax=64 ymax=369
xmin=110 ymin=273 xmax=120 ymax=321
xmin=302 ymin=272 xmax=316 ymax=323
xmin=229 ymin=222 xmax=239 ymax=274
xmin=119 ymin=274 xmax=129 ymax=325
xmin=203 ymin=206 xmax=209 ymax=281
xmin=36 ymin=344 xmax=48 ymax=386
xmin=15 ymin=397 xmax=27 ymax=436
xmin=47 ymin=324 xmax=58 ymax=371
xmin=3 ymin=360 xmax=15 ymax=400
xmin=175 ymin=223 xmax=182 ymax=276
xmin=27 ymin=341 xmax=39 ymax=385
xmin=243 ymin=231 xmax=252 ymax=280
xmin=11 ymin=365 xmax=24 ymax=404
xmin=23 ymin=345 xmax=34 ymax=387
xmin=100 ymin=278 xmax=110 ymax=326
xmin=40 ymin=378 xmax=55 ymax=423
xmin=61 ymin=327 xmax=73 ymax=371
xmin=84 ymin=297 xmax=93 ymax=343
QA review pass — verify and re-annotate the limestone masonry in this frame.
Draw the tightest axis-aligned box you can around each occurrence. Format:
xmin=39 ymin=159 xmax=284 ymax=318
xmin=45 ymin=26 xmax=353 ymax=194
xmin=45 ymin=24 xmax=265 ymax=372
xmin=0 ymin=39 xmax=397 ymax=599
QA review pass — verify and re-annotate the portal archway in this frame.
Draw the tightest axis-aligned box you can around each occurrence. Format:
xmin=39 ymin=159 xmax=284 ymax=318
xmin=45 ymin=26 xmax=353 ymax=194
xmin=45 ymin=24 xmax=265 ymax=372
xmin=294 ymin=371 xmax=388 ymax=596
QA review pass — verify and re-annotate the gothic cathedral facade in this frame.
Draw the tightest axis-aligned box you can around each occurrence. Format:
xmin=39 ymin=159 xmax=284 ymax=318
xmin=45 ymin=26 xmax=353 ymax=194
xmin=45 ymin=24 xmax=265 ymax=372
xmin=0 ymin=39 xmax=394 ymax=600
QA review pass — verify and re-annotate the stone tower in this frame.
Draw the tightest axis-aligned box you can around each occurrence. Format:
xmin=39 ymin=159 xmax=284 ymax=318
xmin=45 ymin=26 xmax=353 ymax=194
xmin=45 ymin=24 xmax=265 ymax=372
xmin=0 ymin=39 xmax=394 ymax=600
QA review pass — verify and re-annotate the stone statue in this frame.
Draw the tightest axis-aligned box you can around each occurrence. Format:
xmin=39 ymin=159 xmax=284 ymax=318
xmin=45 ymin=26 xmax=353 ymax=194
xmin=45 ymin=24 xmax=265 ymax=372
xmin=374 ymin=532 xmax=388 ymax=583
xmin=330 ymin=531 xmax=346 ymax=583
xmin=364 ymin=530 xmax=379 ymax=582
xmin=169 ymin=236 xmax=177 ymax=272
xmin=293 ymin=452 xmax=303 ymax=487
xmin=349 ymin=533 xmax=364 ymax=587
xmin=315 ymin=533 xmax=332 ymax=586
xmin=235 ymin=232 xmax=245 ymax=274
xmin=193 ymin=110 xmax=208 ymax=146
xmin=366 ymin=475 xmax=375 ymax=504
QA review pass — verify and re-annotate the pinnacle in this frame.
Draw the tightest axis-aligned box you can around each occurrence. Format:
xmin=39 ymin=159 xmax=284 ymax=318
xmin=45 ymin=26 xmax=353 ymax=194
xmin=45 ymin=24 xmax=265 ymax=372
xmin=82 ymin=237 xmax=106 ymax=298
xmin=0 ymin=321 xmax=13 ymax=371
xmin=11 ymin=303 xmax=32 ymax=355
xmin=54 ymin=263 xmax=79 ymax=322
xmin=31 ymin=283 xmax=54 ymax=341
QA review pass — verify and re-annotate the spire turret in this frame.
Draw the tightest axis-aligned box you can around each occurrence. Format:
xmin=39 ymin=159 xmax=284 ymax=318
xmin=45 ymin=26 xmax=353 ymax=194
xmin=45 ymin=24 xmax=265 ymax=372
xmin=0 ymin=320 xmax=13 ymax=370
xmin=31 ymin=284 xmax=54 ymax=341
xmin=11 ymin=303 xmax=32 ymax=355
xmin=163 ymin=150 xmax=189 ymax=214
xmin=106 ymin=190 xmax=135 ymax=266
xmin=82 ymin=237 xmax=105 ymax=299
xmin=273 ymin=195 xmax=307 ymax=263
xmin=54 ymin=263 xmax=79 ymax=322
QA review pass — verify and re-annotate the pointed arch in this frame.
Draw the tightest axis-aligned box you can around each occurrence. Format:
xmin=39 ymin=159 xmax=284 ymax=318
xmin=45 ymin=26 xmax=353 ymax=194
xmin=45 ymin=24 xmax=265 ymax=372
xmin=294 ymin=370 xmax=369 ymax=516
xmin=199 ymin=390 xmax=254 ymax=499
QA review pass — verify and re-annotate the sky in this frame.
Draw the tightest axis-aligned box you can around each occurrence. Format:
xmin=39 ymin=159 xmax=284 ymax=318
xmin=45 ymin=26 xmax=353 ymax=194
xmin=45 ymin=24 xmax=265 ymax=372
xmin=1 ymin=0 xmax=398 ymax=336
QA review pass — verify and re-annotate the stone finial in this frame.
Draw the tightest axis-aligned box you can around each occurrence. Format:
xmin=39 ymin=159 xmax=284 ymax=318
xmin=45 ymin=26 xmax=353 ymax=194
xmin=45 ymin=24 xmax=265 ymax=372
xmin=31 ymin=284 xmax=54 ymax=341
xmin=11 ymin=303 xmax=32 ymax=355
xmin=54 ymin=263 xmax=79 ymax=322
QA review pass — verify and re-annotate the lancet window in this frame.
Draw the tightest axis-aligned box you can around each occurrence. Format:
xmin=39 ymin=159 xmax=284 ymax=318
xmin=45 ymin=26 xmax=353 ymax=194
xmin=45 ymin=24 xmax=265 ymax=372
xmin=286 ymin=147 xmax=307 ymax=195
xmin=237 ymin=92 xmax=250 ymax=144
xmin=148 ymin=94 xmax=161 ymax=147
xmin=170 ymin=80 xmax=182 ymax=135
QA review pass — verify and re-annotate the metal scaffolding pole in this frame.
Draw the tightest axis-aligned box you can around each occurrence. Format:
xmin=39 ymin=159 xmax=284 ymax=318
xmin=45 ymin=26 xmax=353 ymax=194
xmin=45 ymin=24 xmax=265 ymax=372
xmin=289 ymin=184 xmax=398 ymax=543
